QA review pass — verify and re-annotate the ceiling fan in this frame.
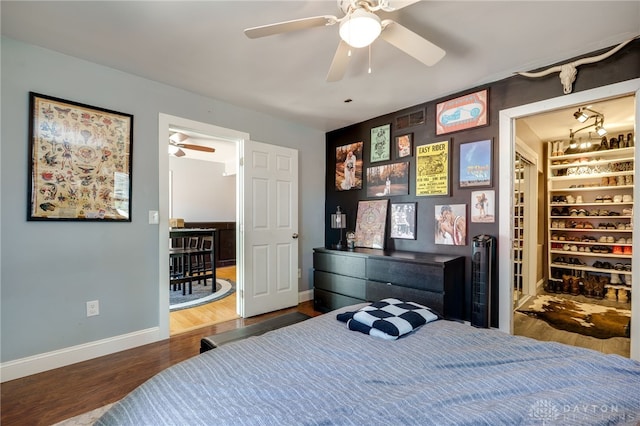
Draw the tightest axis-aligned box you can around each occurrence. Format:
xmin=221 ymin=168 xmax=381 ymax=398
xmin=168 ymin=132 xmax=215 ymax=157
xmin=244 ymin=0 xmax=445 ymax=82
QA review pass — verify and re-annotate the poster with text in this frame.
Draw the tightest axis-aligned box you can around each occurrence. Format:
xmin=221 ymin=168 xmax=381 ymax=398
xmin=416 ymin=140 xmax=449 ymax=196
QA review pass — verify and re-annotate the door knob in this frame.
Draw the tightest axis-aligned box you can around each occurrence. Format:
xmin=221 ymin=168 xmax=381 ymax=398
xmin=292 ymin=233 xmax=299 ymax=239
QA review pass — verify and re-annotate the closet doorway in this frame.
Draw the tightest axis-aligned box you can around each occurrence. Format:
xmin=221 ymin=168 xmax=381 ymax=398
xmin=498 ymin=79 xmax=640 ymax=361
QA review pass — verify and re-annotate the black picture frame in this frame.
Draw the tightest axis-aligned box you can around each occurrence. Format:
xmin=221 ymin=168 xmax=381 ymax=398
xmin=28 ymin=92 xmax=133 ymax=221
xmin=390 ymin=202 xmax=417 ymax=239
xmin=458 ymin=139 xmax=493 ymax=188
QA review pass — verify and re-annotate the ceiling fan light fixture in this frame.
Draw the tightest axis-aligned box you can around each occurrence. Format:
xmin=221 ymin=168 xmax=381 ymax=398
xmin=339 ymin=9 xmax=381 ymax=48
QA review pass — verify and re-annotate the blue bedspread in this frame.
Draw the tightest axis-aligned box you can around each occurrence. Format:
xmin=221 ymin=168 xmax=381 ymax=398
xmin=96 ymin=306 xmax=640 ymax=425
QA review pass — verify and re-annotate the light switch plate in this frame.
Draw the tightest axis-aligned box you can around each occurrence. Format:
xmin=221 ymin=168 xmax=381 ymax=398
xmin=148 ymin=210 xmax=159 ymax=224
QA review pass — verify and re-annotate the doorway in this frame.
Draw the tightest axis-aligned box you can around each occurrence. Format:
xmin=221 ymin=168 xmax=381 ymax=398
xmin=498 ymin=79 xmax=640 ymax=361
xmin=158 ymin=114 xmax=249 ymax=339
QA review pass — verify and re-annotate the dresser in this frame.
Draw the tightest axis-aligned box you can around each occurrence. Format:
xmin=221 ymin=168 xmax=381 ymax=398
xmin=313 ymin=247 xmax=465 ymax=320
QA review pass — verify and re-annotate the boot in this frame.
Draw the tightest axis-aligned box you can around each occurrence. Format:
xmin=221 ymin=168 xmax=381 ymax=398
xmin=605 ymin=287 xmax=618 ymax=301
xmin=562 ymin=274 xmax=572 ymax=294
xmin=570 ymin=276 xmax=581 ymax=295
xmin=583 ymin=275 xmax=594 ymax=297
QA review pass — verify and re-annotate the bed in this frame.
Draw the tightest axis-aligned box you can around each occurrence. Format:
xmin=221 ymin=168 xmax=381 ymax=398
xmin=97 ymin=300 xmax=640 ymax=425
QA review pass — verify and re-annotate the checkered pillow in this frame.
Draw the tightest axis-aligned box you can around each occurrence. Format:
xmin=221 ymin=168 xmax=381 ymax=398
xmin=337 ymin=298 xmax=439 ymax=340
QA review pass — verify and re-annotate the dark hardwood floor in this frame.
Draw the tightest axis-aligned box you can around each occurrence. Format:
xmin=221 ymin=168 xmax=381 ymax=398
xmin=1 ymin=301 xmax=321 ymax=426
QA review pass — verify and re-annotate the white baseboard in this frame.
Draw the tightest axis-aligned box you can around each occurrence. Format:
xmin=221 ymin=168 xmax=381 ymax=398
xmin=0 ymin=327 xmax=161 ymax=383
xmin=298 ymin=289 xmax=313 ymax=303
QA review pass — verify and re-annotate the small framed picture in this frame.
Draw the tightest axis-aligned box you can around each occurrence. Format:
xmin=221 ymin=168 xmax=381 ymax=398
xmin=390 ymin=202 xmax=416 ymax=239
xmin=395 ymin=133 xmax=413 ymax=158
xmin=435 ymin=204 xmax=467 ymax=245
xmin=471 ymin=190 xmax=495 ymax=223
xmin=459 ymin=139 xmax=492 ymax=188
xmin=370 ymin=124 xmax=391 ymax=163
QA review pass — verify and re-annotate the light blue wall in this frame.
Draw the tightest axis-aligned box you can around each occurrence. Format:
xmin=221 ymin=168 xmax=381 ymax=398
xmin=0 ymin=37 xmax=325 ymax=363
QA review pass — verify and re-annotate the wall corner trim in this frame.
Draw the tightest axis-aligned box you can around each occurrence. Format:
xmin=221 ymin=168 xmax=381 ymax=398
xmin=0 ymin=327 xmax=161 ymax=383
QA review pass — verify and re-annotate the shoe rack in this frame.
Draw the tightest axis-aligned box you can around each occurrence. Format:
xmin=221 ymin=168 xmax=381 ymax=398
xmin=547 ymin=133 xmax=634 ymax=303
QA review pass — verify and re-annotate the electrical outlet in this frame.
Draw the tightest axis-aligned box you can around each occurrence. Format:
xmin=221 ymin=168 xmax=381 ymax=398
xmin=86 ymin=300 xmax=100 ymax=317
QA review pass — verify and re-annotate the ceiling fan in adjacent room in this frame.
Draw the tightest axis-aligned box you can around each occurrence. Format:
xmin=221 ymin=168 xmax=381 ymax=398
xmin=244 ymin=0 xmax=445 ymax=82
xmin=168 ymin=132 xmax=215 ymax=157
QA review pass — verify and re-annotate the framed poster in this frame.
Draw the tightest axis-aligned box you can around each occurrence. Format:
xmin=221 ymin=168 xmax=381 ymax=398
xmin=366 ymin=162 xmax=409 ymax=197
xmin=354 ymin=199 xmax=388 ymax=249
xmin=471 ymin=190 xmax=495 ymax=223
xmin=335 ymin=141 xmax=363 ymax=191
xmin=395 ymin=133 xmax=413 ymax=158
xmin=435 ymin=204 xmax=467 ymax=245
xmin=416 ymin=140 xmax=449 ymax=196
xmin=28 ymin=92 xmax=133 ymax=221
xmin=390 ymin=202 xmax=416 ymax=239
xmin=370 ymin=124 xmax=391 ymax=163
xmin=459 ymin=139 xmax=493 ymax=188
xmin=436 ymin=89 xmax=488 ymax=135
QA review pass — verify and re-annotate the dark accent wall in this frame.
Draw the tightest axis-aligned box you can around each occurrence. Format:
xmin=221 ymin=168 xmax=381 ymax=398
xmin=325 ymin=40 xmax=640 ymax=325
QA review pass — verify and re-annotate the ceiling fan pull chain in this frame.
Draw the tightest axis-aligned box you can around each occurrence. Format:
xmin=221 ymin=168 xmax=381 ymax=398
xmin=368 ymin=44 xmax=372 ymax=74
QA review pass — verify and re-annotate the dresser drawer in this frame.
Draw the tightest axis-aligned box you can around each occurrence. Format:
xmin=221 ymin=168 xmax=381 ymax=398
xmin=314 ymin=288 xmax=365 ymax=313
xmin=366 ymin=258 xmax=444 ymax=292
xmin=314 ymin=270 xmax=366 ymax=299
xmin=313 ymin=252 xmax=366 ymax=278
xmin=366 ymin=280 xmax=444 ymax=316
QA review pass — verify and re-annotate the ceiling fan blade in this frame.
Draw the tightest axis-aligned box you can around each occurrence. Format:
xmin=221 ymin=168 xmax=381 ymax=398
xmin=180 ymin=143 xmax=215 ymax=153
xmin=173 ymin=148 xmax=186 ymax=158
xmin=380 ymin=0 xmax=422 ymax=12
xmin=244 ymin=15 xmax=337 ymax=39
xmin=326 ymin=40 xmax=352 ymax=82
xmin=380 ymin=19 xmax=445 ymax=67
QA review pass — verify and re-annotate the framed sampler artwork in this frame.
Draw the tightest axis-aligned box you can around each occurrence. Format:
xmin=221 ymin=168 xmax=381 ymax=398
xmin=28 ymin=92 xmax=133 ymax=221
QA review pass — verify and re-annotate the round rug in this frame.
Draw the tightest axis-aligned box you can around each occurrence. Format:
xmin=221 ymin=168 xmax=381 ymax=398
xmin=170 ymin=279 xmax=235 ymax=311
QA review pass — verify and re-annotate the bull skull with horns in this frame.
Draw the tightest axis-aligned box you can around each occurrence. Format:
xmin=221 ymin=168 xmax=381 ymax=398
xmin=516 ymin=36 xmax=638 ymax=94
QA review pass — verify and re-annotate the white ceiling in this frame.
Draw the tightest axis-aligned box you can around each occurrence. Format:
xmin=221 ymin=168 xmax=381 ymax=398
xmin=2 ymin=1 xmax=639 ymax=136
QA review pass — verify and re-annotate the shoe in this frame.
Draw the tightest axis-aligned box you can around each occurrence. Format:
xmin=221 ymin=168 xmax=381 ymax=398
xmin=623 ymin=194 xmax=633 ymax=203
xmin=595 ymin=195 xmax=604 ymax=203
xmin=613 ymin=195 xmax=623 ymax=203
xmin=613 ymin=246 xmax=623 ymax=255
xmin=606 ymin=235 xmax=615 ymax=243
xmin=566 ymin=195 xmax=576 ymax=204
xmin=624 ymin=246 xmax=632 ymax=255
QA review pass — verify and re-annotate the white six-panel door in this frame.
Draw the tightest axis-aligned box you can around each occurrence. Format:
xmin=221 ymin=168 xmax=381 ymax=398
xmin=239 ymin=140 xmax=299 ymax=317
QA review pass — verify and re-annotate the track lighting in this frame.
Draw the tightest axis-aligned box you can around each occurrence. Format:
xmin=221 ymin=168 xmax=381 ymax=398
xmin=573 ymin=109 xmax=589 ymax=123
xmin=569 ymin=108 xmax=607 ymax=142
